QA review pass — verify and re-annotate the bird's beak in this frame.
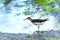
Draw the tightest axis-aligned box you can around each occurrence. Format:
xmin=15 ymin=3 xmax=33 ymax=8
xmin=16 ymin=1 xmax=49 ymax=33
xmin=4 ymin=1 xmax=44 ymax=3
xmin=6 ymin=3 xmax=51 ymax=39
xmin=47 ymin=18 xmax=49 ymax=21
xmin=23 ymin=19 xmax=27 ymax=20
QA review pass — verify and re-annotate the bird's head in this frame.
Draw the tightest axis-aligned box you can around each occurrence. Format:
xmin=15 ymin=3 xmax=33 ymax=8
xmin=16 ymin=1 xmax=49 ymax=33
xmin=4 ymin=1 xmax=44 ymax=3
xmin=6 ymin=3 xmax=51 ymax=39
xmin=44 ymin=18 xmax=49 ymax=21
xmin=24 ymin=17 xmax=32 ymax=21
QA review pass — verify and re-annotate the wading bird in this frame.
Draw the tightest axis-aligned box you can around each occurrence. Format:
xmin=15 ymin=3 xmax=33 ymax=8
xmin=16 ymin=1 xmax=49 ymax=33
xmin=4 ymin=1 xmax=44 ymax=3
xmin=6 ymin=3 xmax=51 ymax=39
xmin=24 ymin=17 xmax=49 ymax=40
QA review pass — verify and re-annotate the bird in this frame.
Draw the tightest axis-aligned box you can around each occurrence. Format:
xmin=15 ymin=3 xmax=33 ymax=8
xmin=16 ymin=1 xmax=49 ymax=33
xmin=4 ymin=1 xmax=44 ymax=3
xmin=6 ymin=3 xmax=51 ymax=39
xmin=24 ymin=17 xmax=49 ymax=38
xmin=24 ymin=17 xmax=49 ymax=25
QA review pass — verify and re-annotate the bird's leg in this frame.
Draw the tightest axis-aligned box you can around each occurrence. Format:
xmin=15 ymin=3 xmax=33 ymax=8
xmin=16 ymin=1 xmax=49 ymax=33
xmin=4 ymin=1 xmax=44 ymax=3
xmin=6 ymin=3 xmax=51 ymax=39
xmin=37 ymin=24 xmax=40 ymax=40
